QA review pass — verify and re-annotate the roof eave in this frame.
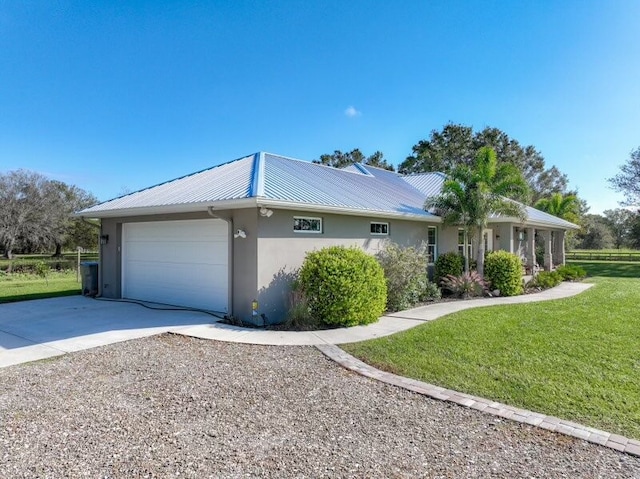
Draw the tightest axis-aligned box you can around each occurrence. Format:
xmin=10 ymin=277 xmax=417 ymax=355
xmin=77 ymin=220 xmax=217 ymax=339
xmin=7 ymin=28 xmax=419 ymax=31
xmin=256 ymin=198 xmax=442 ymax=222
xmin=488 ymin=217 xmax=580 ymax=230
xmin=76 ymin=198 xmax=259 ymax=219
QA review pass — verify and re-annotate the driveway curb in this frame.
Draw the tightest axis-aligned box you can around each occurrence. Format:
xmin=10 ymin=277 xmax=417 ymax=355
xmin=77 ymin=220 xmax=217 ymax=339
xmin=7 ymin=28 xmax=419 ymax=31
xmin=316 ymin=343 xmax=640 ymax=458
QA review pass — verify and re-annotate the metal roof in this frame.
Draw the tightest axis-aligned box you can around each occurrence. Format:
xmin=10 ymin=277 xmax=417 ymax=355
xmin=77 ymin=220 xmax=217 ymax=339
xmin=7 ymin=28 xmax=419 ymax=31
xmin=79 ymin=151 xmax=579 ymax=229
xmin=81 ymin=154 xmax=256 ymax=215
xmin=261 ymin=154 xmax=434 ymax=218
xmin=401 ymin=172 xmax=447 ymax=198
xmin=522 ymin=205 xmax=579 ymax=229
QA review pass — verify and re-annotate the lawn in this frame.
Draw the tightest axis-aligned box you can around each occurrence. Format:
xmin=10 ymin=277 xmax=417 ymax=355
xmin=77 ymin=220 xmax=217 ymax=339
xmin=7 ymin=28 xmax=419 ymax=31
xmin=343 ymin=261 xmax=640 ymax=439
xmin=0 ymin=270 xmax=81 ymax=303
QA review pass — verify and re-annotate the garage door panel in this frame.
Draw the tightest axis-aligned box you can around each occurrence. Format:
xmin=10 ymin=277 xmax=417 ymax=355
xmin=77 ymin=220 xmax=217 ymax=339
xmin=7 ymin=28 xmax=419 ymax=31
xmin=124 ymin=241 xmax=228 ymax=265
xmin=122 ymin=219 xmax=229 ymax=312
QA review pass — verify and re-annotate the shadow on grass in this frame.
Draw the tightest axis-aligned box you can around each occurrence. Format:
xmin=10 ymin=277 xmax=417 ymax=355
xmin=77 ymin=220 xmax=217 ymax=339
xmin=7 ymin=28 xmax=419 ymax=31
xmin=568 ymin=261 xmax=640 ymax=279
xmin=0 ymin=289 xmax=81 ymax=304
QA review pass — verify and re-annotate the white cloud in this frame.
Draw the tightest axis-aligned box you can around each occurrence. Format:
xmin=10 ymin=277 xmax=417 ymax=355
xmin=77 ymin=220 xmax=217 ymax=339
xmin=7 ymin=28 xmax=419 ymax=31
xmin=344 ymin=106 xmax=361 ymax=118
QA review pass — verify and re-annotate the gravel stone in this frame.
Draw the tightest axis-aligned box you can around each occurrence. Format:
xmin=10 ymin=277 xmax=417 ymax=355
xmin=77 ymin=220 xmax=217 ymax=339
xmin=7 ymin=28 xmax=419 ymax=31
xmin=1 ymin=333 xmax=639 ymax=478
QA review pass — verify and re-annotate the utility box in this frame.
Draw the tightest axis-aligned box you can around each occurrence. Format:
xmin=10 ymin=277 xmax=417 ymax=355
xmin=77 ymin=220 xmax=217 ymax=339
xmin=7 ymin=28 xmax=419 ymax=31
xmin=80 ymin=262 xmax=99 ymax=297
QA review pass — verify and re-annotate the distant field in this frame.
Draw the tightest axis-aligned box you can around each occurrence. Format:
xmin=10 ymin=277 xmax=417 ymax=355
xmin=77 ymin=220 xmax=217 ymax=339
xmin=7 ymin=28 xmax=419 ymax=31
xmin=0 ymin=252 xmax=99 ymax=272
xmin=566 ymin=250 xmax=640 ymax=261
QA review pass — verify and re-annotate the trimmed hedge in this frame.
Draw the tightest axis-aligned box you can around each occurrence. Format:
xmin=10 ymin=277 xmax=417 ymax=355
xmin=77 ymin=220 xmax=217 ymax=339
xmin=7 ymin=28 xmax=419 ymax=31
xmin=484 ymin=250 xmax=524 ymax=296
xmin=298 ymin=246 xmax=387 ymax=327
xmin=435 ymin=252 xmax=464 ymax=285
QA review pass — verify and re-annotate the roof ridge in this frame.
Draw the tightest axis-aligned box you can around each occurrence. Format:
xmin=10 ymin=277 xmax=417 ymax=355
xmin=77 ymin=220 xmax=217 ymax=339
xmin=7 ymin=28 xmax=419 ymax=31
xmin=250 ymin=152 xmax=265 ymax=197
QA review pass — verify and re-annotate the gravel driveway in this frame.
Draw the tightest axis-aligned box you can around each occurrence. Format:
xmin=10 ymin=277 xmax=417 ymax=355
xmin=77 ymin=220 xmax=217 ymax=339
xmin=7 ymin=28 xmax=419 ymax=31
xmin=1 ymin=334 xmax=639 ymax=478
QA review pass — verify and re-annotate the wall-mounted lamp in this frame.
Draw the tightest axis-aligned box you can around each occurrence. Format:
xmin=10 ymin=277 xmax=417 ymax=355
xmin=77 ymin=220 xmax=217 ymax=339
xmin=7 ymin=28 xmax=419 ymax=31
xmin=234 ymin=229 xmax=247 ymax=239
xmin=259 ymin=206 xmax=273 ymax=217
xmin=100 ymin=234 xmax=109 ymax=245
xmin=495 ymin=234 xmax=500 ymax=240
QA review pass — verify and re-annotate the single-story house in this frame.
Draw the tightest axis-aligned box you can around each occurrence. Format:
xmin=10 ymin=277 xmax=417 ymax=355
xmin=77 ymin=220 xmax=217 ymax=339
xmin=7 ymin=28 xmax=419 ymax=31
xmin=79 ymin=152 xmax=579 ymax=324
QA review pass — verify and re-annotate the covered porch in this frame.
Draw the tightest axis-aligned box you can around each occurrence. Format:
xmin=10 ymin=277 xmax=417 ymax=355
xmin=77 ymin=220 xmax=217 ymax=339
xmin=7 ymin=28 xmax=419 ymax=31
xmin=491 ymin=223 xmax=567 ymax=273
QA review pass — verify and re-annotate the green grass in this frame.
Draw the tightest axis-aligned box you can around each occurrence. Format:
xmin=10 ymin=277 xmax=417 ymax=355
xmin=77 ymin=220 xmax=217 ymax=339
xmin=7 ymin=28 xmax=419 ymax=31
xmin=568 ymin=260 xmax=640 ymax=278
xmin=569 ymin=248 xmax=640 ymax=254
xmin=343 ymin=270 xmax=640 ymax=439
xmin=0 ymin=270 xmax=81 ymax=303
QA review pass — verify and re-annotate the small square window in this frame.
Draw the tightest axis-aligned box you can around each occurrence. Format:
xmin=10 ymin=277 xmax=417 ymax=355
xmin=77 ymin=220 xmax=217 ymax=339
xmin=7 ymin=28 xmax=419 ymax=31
xmin=370 ymin=222 xmax=389 ymax=235
xmin=294 ymin=216 xmax=322 ymax=233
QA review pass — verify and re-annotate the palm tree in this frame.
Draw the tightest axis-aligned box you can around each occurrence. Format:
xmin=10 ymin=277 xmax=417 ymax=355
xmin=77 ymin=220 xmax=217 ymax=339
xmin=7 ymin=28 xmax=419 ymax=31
xmin=426 ymin=147 xmax=529 ymax=277
xmin=534 ymin=192 xmax=580 ymax=224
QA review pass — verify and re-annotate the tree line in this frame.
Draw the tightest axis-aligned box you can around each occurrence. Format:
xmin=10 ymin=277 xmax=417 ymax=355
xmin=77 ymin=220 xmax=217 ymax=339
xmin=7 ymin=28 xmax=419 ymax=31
xmin=0 ymin=170 xmax=98 ymax=259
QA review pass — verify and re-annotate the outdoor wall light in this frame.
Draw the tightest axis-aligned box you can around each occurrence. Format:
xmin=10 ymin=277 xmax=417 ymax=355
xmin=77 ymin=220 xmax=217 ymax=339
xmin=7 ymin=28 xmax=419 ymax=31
xmin=259 ymin=206 xmax=273 ymax=217
xmin=234 ymin=229 xmax=247 ymax=239
xmin=100 ymin=234 xmax=109 ymax=245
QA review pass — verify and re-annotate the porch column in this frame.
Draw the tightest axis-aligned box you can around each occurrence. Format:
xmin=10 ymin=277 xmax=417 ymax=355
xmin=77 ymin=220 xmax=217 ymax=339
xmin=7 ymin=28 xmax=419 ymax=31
xmin=507 ymin=225 xmax=515 ymax=253
xmin=526 ymin=227 xmax=536 ymax=270
xmin=542 ymin=230 xmax=553 ymax=271
xmin=553 ymin=230 xmax=566 ymax=266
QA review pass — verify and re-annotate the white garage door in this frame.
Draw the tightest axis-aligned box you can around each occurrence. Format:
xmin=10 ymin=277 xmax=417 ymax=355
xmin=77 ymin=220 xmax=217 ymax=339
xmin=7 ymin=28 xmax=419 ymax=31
xmin=122 ymin=219 xmax=229 ymax=312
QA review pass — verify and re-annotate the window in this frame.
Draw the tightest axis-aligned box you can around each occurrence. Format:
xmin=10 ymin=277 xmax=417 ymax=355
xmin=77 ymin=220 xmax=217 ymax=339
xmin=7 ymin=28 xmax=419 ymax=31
xmin=458 ymin=228 xmax=472 ymax=259
xmin=370 ymin=222 xmax=389 ymax=235
xmin=293 ymin=216 xmax=322 ymax=233
xmin=427 ymin=226 xmax=437 ymax=263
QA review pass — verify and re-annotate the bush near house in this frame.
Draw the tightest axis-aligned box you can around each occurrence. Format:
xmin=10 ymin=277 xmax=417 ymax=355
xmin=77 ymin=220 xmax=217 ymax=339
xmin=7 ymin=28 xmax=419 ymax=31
xmin=484 ymin=250 xmax=524 ymax=296
xmin=376 ymin=242 xmax=440 ymax=312
xmin=434 ymin=252 xmax=464 ymax=285
xmin=556 ymin=264 xmax=587 ymax=281
xmin=298 ymin=246 xmax=387 ymax=327
xmin=441 ymin=271 xmax=488 ymax=298
xmin=529 ymin=270 xmax=563 ymax=289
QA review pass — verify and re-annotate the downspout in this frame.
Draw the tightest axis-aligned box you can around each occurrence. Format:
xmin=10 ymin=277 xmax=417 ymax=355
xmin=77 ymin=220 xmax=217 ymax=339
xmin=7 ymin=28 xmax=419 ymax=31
xmin=208 ymin=207 xmax=233 ymax=319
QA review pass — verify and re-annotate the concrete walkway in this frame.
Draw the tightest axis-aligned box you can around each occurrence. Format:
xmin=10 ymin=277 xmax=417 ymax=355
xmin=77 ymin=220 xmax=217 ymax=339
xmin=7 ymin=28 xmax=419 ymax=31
xmin=0 ymin=282 xmax=592 ymax=368
xmin=176 ymin=281 xmax=593 ymax=345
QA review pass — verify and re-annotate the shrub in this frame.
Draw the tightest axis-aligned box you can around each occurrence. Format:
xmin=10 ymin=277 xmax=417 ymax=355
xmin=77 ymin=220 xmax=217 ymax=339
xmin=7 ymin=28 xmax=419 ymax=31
xmin=419 ymin=280 xmax=442 ymax=302
xmin=484 ymin=250 xmax=524 ymax=296
xmin=284 ymin=283 xmax=321 ymax=330
xmin=556 ymin=264 xmax=587 ymax=281
xmin=298 ymin=246 xmax=387 ymax=327
xmin=34 ymin=260 xmax=51 ymax=285
xmin=530 ymin=271 xmax=562 ymax=289
xmin=441 ymin=271 xmax=488 ymax=298
xmin=435 ymin=252 xmax=464 ymax=285
xmin=376 ymin=242 xmax=440 ymax=312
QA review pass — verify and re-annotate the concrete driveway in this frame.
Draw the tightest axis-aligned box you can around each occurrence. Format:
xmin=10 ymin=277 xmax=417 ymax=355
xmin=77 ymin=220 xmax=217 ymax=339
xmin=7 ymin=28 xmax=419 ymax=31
xmin=0 ymin=296 xmax=216 ymax=368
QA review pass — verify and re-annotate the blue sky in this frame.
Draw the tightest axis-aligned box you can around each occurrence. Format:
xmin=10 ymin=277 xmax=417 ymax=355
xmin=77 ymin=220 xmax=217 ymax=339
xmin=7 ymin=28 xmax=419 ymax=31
xmin=1 ymin=1 xmax=639 ymax=214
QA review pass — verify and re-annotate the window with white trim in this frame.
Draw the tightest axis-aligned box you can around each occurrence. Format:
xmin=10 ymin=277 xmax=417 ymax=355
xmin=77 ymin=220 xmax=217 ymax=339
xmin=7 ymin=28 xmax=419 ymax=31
xmin=427 ymin=226 xmax=437 ymax=263
xmin=458 ymin=228 xmax=472 ymax=259
xmin=293 ymin=216 xmax=322 ymax=233
xmin=370 ymin=222 xmax=389 ymax=235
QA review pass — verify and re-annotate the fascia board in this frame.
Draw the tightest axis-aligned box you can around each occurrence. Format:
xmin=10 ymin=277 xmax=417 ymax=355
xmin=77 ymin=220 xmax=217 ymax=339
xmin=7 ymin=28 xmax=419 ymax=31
xmin=76 ymin=198 xmax=259 ymax=219
xmin=488 ymin=217 xmax=580 ymax=230
xmin=255 ymin=199 xmax=442 ymax=223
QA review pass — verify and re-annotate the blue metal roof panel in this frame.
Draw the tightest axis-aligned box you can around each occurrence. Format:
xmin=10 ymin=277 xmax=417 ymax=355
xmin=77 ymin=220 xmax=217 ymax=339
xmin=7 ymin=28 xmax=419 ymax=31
xmin=402 ymin=173 xmax=447 ymax=198
xmin=523 ymin=205 xmax=579 ymax=229
xmin=79 ymin=151 xmax=577 ymax=229
xmin=262 ymin=154 xmax=436 ymax=217
xmin=81 ymin=154 xmax=256 ymax=213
